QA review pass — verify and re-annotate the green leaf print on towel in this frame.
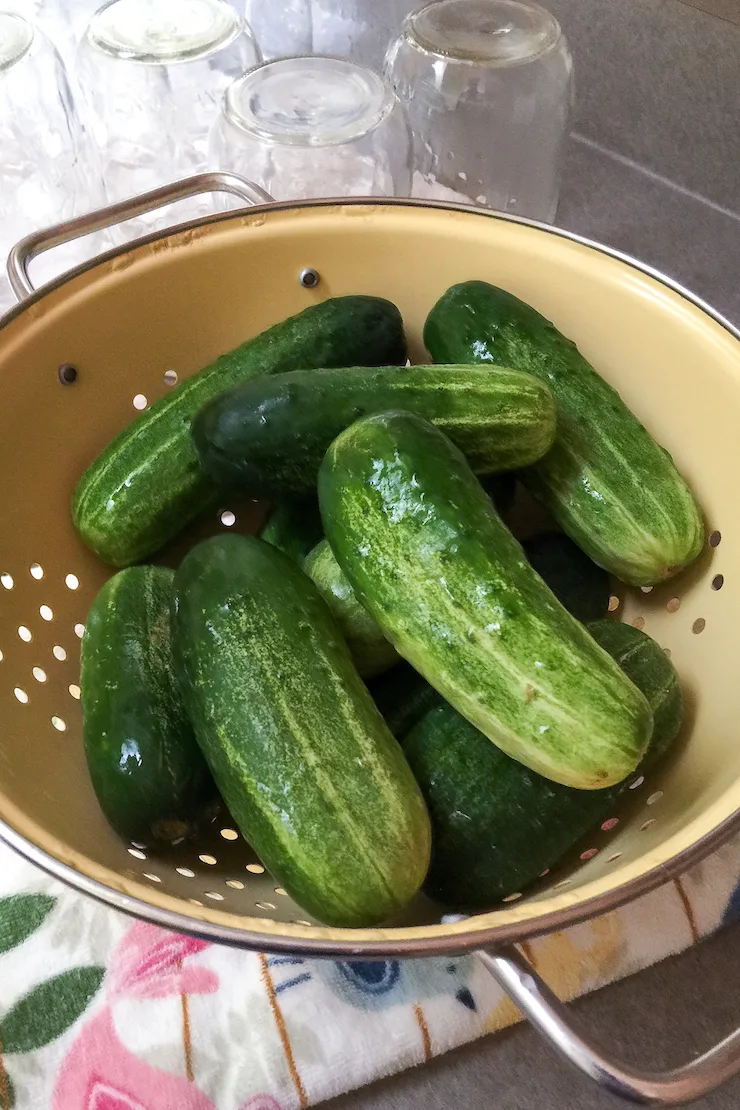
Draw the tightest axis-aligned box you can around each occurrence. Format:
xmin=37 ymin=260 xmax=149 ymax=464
xmin=0 ymin=967 xmax=105 ymax=1053
xmin=0 ymin=895 xmax=55 ymax=955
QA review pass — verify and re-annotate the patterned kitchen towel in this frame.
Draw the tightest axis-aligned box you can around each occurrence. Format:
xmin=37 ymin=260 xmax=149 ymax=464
xmin=2 ymin=832 xmax=740 ymax=1110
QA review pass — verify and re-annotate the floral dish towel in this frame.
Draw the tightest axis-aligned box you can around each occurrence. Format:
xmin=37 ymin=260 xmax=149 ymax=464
xmin=3 ymin=833 xmax=740 ymax=1110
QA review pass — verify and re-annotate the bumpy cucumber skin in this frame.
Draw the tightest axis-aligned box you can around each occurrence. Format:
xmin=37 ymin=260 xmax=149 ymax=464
xmin=173 ymin=534 xmax=430 ymax=928
xmin=319 ymin=411 xmax=652 ymax=789
xmin=81 ymin=566 xmax=214 ymax=844
xmin=405 ymin=620 xmax=683 ymax=906
xmin=523 ymin=532 xmax=611 ymax=622
xmin=260 ymin=499 xmax=324 ymax=564
xmin=586 ymin=620 xmax=683 ymax=766
xmin=73 ymin=296 xmax=407 ymax=567
xmin=304 ymin=539 xmax=399 ymax=678
xmin=192 ymin=364 xmax=556 ymax=496
xmin=424 ymin=281 xmax=705 ymax=586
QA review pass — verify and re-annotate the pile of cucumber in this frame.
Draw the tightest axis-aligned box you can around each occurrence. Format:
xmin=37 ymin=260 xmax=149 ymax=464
xmin=75 ymin=282 xmax=702 ymax=927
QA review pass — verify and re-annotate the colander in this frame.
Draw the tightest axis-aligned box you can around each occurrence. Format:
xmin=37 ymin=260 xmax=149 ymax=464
xmin=2 ymin=172 xmax=740 ymax=1105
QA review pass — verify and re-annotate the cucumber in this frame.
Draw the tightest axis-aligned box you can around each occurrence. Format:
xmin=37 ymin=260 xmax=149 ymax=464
xmin=368 ymin=663 xmax=440 ymax=740
xmin=523 ymin=532 xmax=610 ymax=622
xmin=73 ymin=296 xmax=406 ymax=567
xmin=81 ymin=566 xmax=214 ymax=844
xmin=319 ymin=411 xmax=652 ymax=789
xmin=260 ymin=499 xmax=324 ymax=563
xmin=172 ymin=534 xmax=431 ymax=927
xmin=192 ymin=364 xmax=556 ymax=496
xmin=404 ymin=619 xmax=683 ymax=906
xmin=424 ymin=281 xmax=705 ymax=586
xmin=586 ymin=620 xmax=683 ymax=759
xmin=304 ymin=540 xmax=399 ymax=678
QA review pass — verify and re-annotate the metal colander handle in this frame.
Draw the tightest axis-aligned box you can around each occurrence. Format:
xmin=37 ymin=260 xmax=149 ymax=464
xmin=482 ymin=945 xmax=740 ymax=1105
xmin=6 ymin=171 xmax=273 ymax=301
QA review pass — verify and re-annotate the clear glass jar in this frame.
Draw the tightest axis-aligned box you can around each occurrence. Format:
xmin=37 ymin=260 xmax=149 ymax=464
xmin=76 ymin=0 xmax=260 ymax=234
xmin=210 ymin=55 xmax=412 ymax=201
xmin=0 ymin=11 xmax=105 ymax=311
xmin=243 ymin=0 xmax=419 ymax=69
xmin=385 ymin=0 xmax=573 ymax=221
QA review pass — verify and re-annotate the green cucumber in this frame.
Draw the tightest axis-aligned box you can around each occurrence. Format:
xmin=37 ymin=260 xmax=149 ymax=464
xmin=304 ymin=539 xmax=398 ymax=678
xmin=368 ymin=663 xmax=440 ymax=740
xmin=173 ymin=534 xmax=430 ymax=928
xmin=405 ymin=619 xmax=683 ymax=906
xmin=523 ymin=532 xmax=610 ymax=622
xmin=260 ymin=499 xmax=324 ymax=563
xmin=319 ymin=411 xmax=652 ymax=789
xmin=424 ymin=281 xmax=705 ymax=586
xmin=586 ymin=620 xmax=683 ymax=759
xmin=73 ymin=296 xmax=406 ymax=567
xmin=81 ymin=566 xmax=214 ymax=844
xmin=192 ymin=364 xmax=556 ymax=496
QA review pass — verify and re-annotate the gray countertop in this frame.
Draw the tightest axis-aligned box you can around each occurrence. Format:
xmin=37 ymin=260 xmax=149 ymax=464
xmin=324 ymin=0 xmax=740 ymax=1106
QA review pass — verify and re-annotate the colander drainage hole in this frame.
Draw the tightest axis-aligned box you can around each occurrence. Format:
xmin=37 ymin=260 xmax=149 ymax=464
xmin=692 ymin=618 xmax=706 ymax=634
xmin=53 ymin=645 xmax=67 ymax=661
xmin=69 ymin=684 xmax=81 ymax=699
xmin=220 ymin=827 xmax=238 ymax=840
xmin=255 ymin=901 xmax=276 ymax=911
xmin=74 ymin=624 xmax=85 ymax=638
xmin=0 ymin=650 xmax=4 ymax=662
xmin=580 ymin=848 xmax=599 ymax=861
xmin=601 ymin=817 xmax=619 ymax=831
xmin=631 ymin=616 xmax=645 ymax=630
xmin=199 ymin=854 xmax=217 ymax=866
xmin=274 ymin=887 xmax=288 ymax=896
xmin=226 ymin=879 xmax=245 ymax=890
xmin=164 ymin=370 xmax=178 ymax=386
xmin=709 ymin=530 xmax=722 ymax=548
xmin=220 ymin=510 xmax=236 ymax=527
xmin=712 ymin=574 xmax=724 ymax=591
xmin=1 ymin=573 xmax=13 ymax=589
xmin=128 ymin=848 xmax=147 ymax=860
xmin=666 ymin=597 xmax=680 ymax=614
xmin=176 ymin=867 xmax=195 ymax=877
xmin=40 ymin=605 xmax=54 ymax=621
xmin=640 ymin=819 xmax=656 ymax=832
xmin=629 ymin=775 xmax=645 ymax=790
xmin=32 ymin=667 xmax=46 ymax=683
xmin=14 ymin=687 xmax=28 ymax=704
xmin=133 ymin=394 xmax=148 ymax=410
xmin=65 ymin=573 xmax=79 ymax=590
xmin=205 ymin=891 xmax=224 ymax=901
xmin=647 ymin=791 xmax=663 ymax=806
xmin=608 ymin=595 xmax=620 ymax=612
xmin=246 ymin=863 xmax=265 ymax=874
xmin=143 ymin=873 xmax=161 ymax=883
xmin=607 ymin=852 xmax=622 ymax=863
xmin=502 ymin=891 xmax=522 ymax=902
xmin=30 ymin=564 xmax=43 ymax=579
xmin=18 ymin=626 xmax=32 ymax=642
xmin=51 ymin=716 xmax=66 ymax=731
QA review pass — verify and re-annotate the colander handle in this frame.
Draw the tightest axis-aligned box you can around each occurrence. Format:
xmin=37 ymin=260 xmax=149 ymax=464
xmin=480 ymin=945 xmax=740 ymax=1105
xmin=6 ymin=171 xmax=273 ymax=301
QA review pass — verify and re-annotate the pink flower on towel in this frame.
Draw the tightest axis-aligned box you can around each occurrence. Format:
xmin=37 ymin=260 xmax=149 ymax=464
xmin=53 ymin=922 xmax=219 ymax=1110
